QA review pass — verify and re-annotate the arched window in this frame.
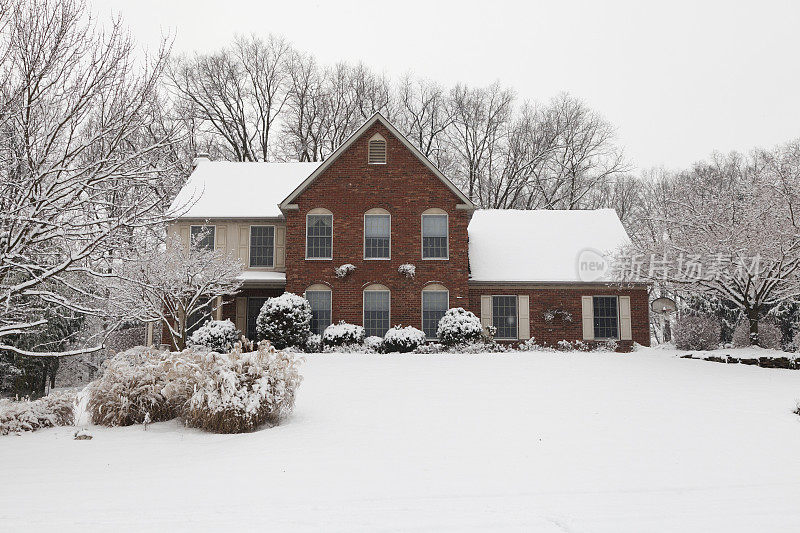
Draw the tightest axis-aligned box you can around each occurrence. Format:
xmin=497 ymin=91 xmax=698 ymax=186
xmin=421 ymin=208 xmax=448 ymax=259
xmin=368 ymin=133 xmax=387 ymax=165
xmin=422 ymin=284 xmax=449 ymax=339
xmin=306 ymin=208 xmax=333 ymax=259
xmin=363 ymin=284 xmax=390 ymax=337
xmin=364 ymin=208 xmax=390 ymax=259
xmin=305 ymin=284 xmax=332 ymax=335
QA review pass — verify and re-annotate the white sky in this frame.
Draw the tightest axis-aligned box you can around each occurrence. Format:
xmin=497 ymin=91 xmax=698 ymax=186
xmin=93 ymin=0 xmax=800 ymax=172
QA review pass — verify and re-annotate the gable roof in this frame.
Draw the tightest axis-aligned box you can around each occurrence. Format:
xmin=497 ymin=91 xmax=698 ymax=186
xmin=170 ymin=161 xmax=321 ymax=219
xmin=468 ymin=209 xmax=631 ymax=283
xmin=279 ymin=112 xmax=475 ymax=210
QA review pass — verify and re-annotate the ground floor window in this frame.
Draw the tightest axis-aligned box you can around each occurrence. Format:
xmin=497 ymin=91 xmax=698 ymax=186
xmin=247 ymin=297 xmax=268 ymax=341
xmin=492 ymin=295 xmax=518 ymax=340
xmin=422 ymin=289 xmax=448 ymax=339
xmin=306 ymin=289 xmax=332 ymax=335
xmin=593 ymin=296 xmax=619 ymax=339
xmin=363 ymin=288 xmax=390 ymax=337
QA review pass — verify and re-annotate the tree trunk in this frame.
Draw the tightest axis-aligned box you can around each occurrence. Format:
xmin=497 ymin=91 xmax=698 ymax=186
xmin=747 ymin=307 xmax=760 ymax=346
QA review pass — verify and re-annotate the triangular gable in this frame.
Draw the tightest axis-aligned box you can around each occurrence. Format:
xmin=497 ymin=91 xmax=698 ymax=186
xmin=279 ymin=113 xmax=475 ymax=210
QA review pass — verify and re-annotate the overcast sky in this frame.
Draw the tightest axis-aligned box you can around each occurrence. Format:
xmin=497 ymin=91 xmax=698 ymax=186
xmin=93 ymin=0 xmax=800 ymax=172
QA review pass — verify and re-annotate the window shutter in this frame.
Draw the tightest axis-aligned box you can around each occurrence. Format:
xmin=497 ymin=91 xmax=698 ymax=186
xmin=238 ymin=226 xmax=249 ymax=265
xmin=581 ymin=296 xmax=594 ymax=341
xmin=480 ymin=295 xmax=492 ymax=333
xmin=215 ymin=226 xmax=227 ymax=254
xmin=235 ymin=297 xmax=247 ymax=333
xmin=179 ymin=225 xmax=190 ymax=252
xmin=275 ymin=226 xmax=286 ymax=268
xmin=517 ymin=295 xmax=530 ymax=340
xmin=619 ymin=295 xmax=632 ymax=341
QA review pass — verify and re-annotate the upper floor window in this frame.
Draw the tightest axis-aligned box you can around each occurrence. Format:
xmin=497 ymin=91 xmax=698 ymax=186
xmin=250 ymin=226 xmax=275 ymax=267
xmin=190 ymin=225 xmax=215 ymax=251
xmin=421 ymin=209 xmax=448 ymax=259
xmin=368 ymin=133 xmax=386 ymax=164
xmin=364 ymin=209 xmax=390 ymax=259
xmin=422 ymin=284 xmax=449 ymax=339
xmin=305 ymin=285 xmax=332 ymax=336
xmin=306 ymin=209 xmax=333 ymax=260
xmin=593 ymin=296 xmax=619 ymax=340
xmin=363 ymin=284 xmax=390 ymax=338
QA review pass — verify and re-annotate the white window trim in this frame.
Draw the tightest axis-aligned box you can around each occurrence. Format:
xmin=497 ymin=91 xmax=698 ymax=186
xmin=305 ymin=211 xmax=333 ymax=261
xmin=593 ymin=295 xmax=621 ymax=341
xmin=421 ymin=286 xmax=449 ymax=340
xmin=492 ymin=294 xmax=519 ymax=341
xmin=420 ymin=212 xmax=449 ymax=260
xmin=363 ymin=211 xmax=391 ymax=260
xmin=363 ymin=285 xmax=391 ymax=337
xmin=190 ymin=224 xmax=216 ymax=250
xmin=249 ymin=224 xmax=276 ymax=268
xmin=368 ymin=133 xmax=387 ymax=165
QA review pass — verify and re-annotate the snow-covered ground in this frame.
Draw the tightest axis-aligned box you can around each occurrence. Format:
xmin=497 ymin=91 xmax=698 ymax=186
xmin=2 ymin=347 xmax=800 ymax=532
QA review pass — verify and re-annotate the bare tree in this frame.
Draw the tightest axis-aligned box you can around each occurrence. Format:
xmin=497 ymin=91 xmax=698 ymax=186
xmin=395 ymin=76 xmax=454 ymax=172
xmin=0 ymin=0 xmax=179 ymax=356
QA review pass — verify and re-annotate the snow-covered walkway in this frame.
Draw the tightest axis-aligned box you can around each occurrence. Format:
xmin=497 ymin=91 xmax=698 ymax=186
xmin=2 ymin=348 xmax=800 ymax=532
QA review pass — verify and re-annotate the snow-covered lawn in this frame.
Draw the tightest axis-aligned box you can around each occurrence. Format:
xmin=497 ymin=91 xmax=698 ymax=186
xmin=2 ymin=348 xmax=800 ymax=532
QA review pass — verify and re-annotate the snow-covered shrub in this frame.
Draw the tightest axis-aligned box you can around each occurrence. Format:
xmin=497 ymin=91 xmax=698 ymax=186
xmin=305 ymin=334 xmax=322 ymax=353
xmin=437 ymin=308 xmax=484 ymax=346
xmin=415 ymin=342 xmax=444 ymax=354
xmin=0 ymin=390 xmax=76 ymax=435
xmin=188 ymin=319 xmax=240 ymax=353
xmin=594 ymin=339 xmax=619 ymax=352
xmin=334 ymin=263 xmax=356 ymax=278
xmin=322 ymin=321 xmax=365 ymax=347
xmin=732 ymin=320 xmax=782 ymax=349
xmin=87 ymin=348 xmax=175 ymax=427
xmin=517 ymin=338 xmax=545 ymax=352
xmin=256 ymin=293 xmax=312 ymax=349
xmin=673 ymin=315 xmax=721 ymax=351
xmin=398 ymin=263 xmax=416 ymax=278
xmin=364 ymin=336 xmax=384 ymax=352
xmin=381 ymin=325 xmax=426 ymax=353
xmin=183 ymin=342 xmax=302 ymax=433
xmin=543 ymin=309 xmax=572 ymax=322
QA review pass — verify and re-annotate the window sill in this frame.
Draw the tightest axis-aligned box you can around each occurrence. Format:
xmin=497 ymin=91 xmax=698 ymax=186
xmin=305 ymin=257 xmax=333 ymax=261
xmin=421 ymin=257 xmax=449 ymax=261
xmin=364 ymin=257 xmax=391 ymax=261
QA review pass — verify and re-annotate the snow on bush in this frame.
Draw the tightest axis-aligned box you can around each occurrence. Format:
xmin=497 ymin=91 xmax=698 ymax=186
xmin=87 ymin=348 xmax=176 ymax=427
xmin=322 ymin=321 xmax=365 ymax=347
xmin=732 ymin=320 xmax=782 ymax=349
xmin=305 ymin=334 xmax=322 ymax=353
xmin=0 ymin=390 xmax=76 ymax=435
xmin=381 ymin=325 xmax=426 ymax=353
xmin=543 ymin=309 xmax=572 ymax=322
xmin=517 ymin=338 xmax=545 ymax=351
xmin=182 ymin=342 xmax=303 ymax=433
xmin=398 ymin=263 xmax=416 ymax=278
xmin=188 ymin=319 xmax=240 ymax=353
xmin=364 ymin=336 xmax=384 ymax=353
xmin=256 ymin=293 xmax=312 ymax=349
xmin=334 ymin=263 xmax=356 ymax=278
xmin=437 ymin=308 xmax=484 ymax=346
xmin=673 ymin=315 xmax=721 ymax=351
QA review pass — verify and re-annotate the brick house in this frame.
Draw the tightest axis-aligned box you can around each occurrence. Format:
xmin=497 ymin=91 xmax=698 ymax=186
xmin=168 ymin=113 xmax=649 ymax=349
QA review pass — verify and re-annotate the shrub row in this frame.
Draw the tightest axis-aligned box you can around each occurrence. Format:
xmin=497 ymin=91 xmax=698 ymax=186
xmin=0 ymin=390 xmax=76 ymax=435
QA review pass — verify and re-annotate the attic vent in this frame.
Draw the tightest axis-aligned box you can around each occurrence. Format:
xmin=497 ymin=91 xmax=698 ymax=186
xmin=368 ymin=136 xmax=386 ymax=164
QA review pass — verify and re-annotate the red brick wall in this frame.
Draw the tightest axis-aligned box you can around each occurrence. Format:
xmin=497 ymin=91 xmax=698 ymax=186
xmin=468 ymin=285 xmax=651 ymax=349
xmin=284 ymin=122 xmax=472 ymax=330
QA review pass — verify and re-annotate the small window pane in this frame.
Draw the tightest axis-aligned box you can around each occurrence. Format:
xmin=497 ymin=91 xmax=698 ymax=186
xmin=593 ymin=296 xmax=619 ymax=339
xmin=365 ymin=214 xmax=390 ymax=259
xmin=307 ymin=214 xmax=332 ymax=259
xmin=422 ymin=214 xmax=448 ymax=258
xmin=422 ymin=291 xmax=448 ymax=339
xmin=250 ymin=226 xmax=275 ymax=267
xmin=306 ymin=290 xmax=332 ymax=336
xmin=190 ymin=225 xmax=215 ymax=251
xmin=364 ymin=290 xmax=390 ymax=337
xmin=492 ymin=295 xmax=517 ymax=340
xmin=246 ymin=297 xmax=268 ymax=341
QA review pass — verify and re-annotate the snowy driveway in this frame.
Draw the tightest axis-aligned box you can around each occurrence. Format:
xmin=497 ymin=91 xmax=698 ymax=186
xmin=2 ymin=350 xmax=800 ymax=532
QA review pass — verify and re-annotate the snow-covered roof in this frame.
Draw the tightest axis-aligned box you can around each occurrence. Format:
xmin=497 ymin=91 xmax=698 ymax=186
xmin=171 ymin=161 xmax=321 ymax=219
xmin=238 ymin=271 xmax=287 ymax=284
xmin=468 ymin=209 xmax=631 ymax=283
